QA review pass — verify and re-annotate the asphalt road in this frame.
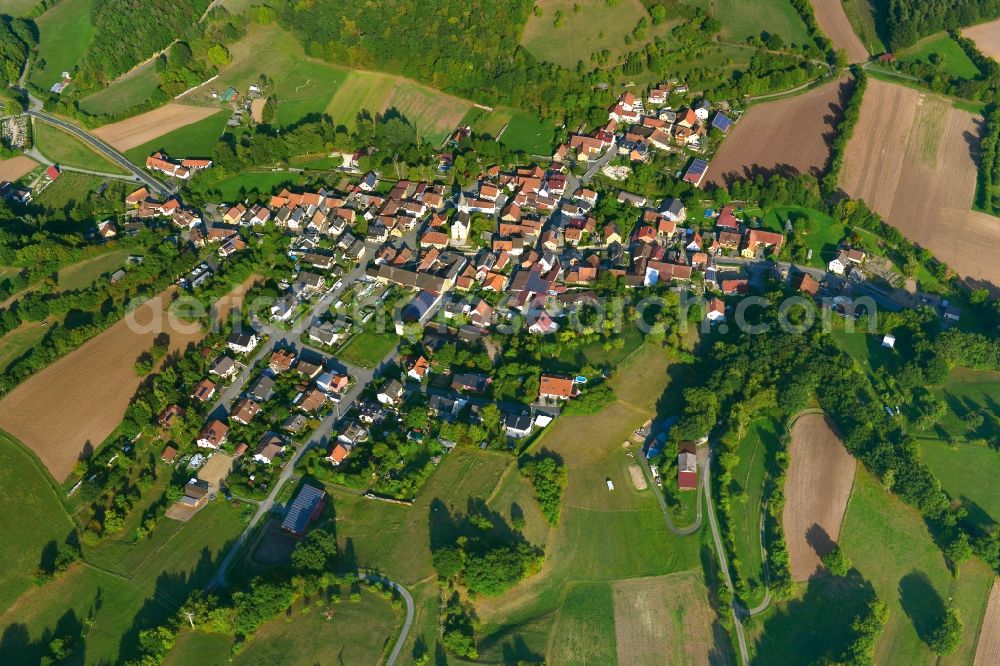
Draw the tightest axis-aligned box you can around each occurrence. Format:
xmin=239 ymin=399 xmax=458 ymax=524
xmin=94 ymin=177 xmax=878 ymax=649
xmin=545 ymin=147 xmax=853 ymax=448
xmin=359 ymin=572 xmax=414 ymax=666
xmin=26 ymin=108 xmax=172 ymax=197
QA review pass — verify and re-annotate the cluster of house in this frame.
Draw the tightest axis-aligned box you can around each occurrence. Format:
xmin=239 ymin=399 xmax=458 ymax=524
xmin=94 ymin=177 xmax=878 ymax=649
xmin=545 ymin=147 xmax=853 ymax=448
xmin=556 ymin=85 xmax=731 ymax=182
xmin=145 ymin=152 xmax=213 ymax=180
xmin=158 ymin=333 xmax=353 ymax=493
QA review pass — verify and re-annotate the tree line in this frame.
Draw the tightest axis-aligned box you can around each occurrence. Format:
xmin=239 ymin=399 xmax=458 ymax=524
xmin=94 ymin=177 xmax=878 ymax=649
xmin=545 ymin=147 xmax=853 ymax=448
xmin=885 ymin=0 xmax=1000 ymax=51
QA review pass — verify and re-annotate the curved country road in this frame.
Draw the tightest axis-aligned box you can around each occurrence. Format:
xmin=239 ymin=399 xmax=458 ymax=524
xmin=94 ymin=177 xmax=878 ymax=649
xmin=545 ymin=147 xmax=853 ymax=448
xmin=359 ymin=572 xmax=415 ymax=666
xmin=27 ymin=110 xmax=172 ymax=196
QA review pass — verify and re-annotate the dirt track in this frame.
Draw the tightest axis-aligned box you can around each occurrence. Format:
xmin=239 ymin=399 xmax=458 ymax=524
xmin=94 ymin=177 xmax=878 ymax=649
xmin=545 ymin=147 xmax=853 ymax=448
xmin=974 ymin=579 xmax=1000 ymax=666
xmin=0 ymin=155 xmax=37 ymax=181
xmin=962 ymin=19 xmax=1000 ymax=63
xmin=839 ymin=79 xmax=1000 ymax=290
xmin=0 ymin=289 xmax=203 ymax=481
xmin=782 ymin=413 xmax=856 ymax=582
xmin=704 ymin=76 xmax=852 ymax=188
xmin=92 ymin=104 xmax=219 ymax=151
xmin=810 ymin=0 xmax=869 ymax=63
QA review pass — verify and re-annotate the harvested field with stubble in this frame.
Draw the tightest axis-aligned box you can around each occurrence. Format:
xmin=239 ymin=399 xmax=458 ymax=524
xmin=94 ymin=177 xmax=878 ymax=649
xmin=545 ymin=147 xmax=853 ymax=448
xmin=782 ymin=413 xmax=856 ymax=581
xmin=704 ymin=76 xmax=852 ymax=188
xmin=92 ymin=104 xmax=220 ymax=151
xmin=810 ymin=0 xmax=869 ymax=63
xmin=0 ymin=289 xmax=203 ymax=481
xmin=613 ymin=572 xmax=732 ymax=666
xmin=974 ymin=579 xmax=1000 ymax=666
xmin=839 ymin=79 xmax=1000 ymax=290
xmin=963 ymin=19 xmax=1000 ymax=63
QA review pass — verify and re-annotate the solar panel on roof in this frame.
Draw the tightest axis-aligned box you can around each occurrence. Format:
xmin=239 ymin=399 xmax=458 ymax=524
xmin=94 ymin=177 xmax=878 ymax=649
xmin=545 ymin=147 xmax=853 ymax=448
xmin=712 ymin=113 xmax=733 ymax=132
xmin=281 ymin=484 xmax=326 ymax=534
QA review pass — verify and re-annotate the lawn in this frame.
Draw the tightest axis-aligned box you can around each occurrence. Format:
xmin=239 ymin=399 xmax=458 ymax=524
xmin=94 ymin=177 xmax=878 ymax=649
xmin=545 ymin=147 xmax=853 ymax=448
xmin=730 ymin=418 xmax=782 ymax=608
xmin=761 ymin=205 xmax=845 ymax=268
xmin=520 ymin=0 xmax=662 ymax=70
xmin=839 ymin=469 xmax=993 ymax=665
xmin=898 ymin=32 xmax=981 ymax=80
xmin=681 ymin=0 xmax=811 ymax=46
xmin=842 ymin=0 xmax=888 ymax=54
xmin=500 ymin=109 xmax=557 ymax=155
xmin=78 ymin=61 xmax=163 ymax=116
xmin=272 ymin=59 xmax=347 ymax=127
xmin=123 ymin=111 xmax=229 ymax=164
xmin=830 ymin=329 xmax=901 ymax=389
xmin=336 ymin=329 xmax=399 ymax=369
xmin=0 ymin=431 xmax=75 ymax=612
xmin=33 ymin=121 xmax=128 ymax=173
xmin=233 ymin=586 xmax=398 ymax=665
xmin=163 ymin=630 xmax=232 ymax=666
xmin=463 ymin=106 xmax=512 ymax=137
xmin=29 ymin=0 xmax=94 ymax=90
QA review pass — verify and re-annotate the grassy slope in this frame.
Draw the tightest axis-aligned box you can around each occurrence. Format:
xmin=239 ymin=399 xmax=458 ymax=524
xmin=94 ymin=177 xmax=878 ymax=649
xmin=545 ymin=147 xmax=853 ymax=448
xmin=501 ymin=109 xmax=558 ymax=155
xmin=0 ymin=431 xmax=75 ymax=611
xmin=78 ymin=61 xmax=162 ymax=115
xmin=842 ymin=0 xmax=887 ymax=54
xmin=898 ymin=32 xmax=981 ymax=80
xmin=731 ymin=418 xmax=781 ymax=607
xmin=123 ymin=111 xmax=229 ymax=164
xmin=682 ymin=0 xmax=811 ymax=45
xmin=33 ymin=121 xmax=128 ymax=173
xmin=57 ymin=248 xmax=131 ymax=290
xmin=32 ymin=171 xmax=131 ymax=216
xmin=519 ymin=0 xmax=655 ymax=69
xmin=30 ymin=0 xmax=95 ymax=89
xmin=840 ymin=469 xmax=992 ymax=665
xmin=0 ymin=321 xmax=48 ymax=372
xmin=0 ymin=501 xmax=245 ymax=664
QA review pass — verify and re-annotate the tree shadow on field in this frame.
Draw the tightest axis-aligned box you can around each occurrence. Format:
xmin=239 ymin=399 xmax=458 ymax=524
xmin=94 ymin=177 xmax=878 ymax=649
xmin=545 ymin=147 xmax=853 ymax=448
xmin=698 ymin=544 xmax=741 ymax=665
xmin=805 ymin=523 xmax=836 ymax=568
xmin=899 ymin=570 xmax=946 ymax=646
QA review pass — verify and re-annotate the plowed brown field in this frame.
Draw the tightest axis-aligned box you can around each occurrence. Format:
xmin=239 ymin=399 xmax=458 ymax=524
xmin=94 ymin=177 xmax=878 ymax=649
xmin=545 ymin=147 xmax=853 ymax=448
xmin=839 ymin=79 xmax=1000 ymax=290
xmin=92 ymin=104 xmax=219 ymax=151
xmin=963 ymin=19 xmax=1000 ymax=63
xmin=974 ymin=579 xmax=1000 ymax=666
xmin=783 ymin=413 xmax=856 ymax=581
xmin=0 ymin=288 xmax=203 ymax=481
xmin=811 ymin=0 xmax=869 ymax=63
xmin=704 ymin=76 xmax=852 ymax=188
xmin=0 ymin=155 xmax=37 ymax=181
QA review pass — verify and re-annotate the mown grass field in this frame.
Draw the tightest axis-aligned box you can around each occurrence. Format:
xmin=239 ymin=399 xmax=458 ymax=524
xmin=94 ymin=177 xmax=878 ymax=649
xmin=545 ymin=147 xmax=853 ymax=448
xmin=519 ymin=0 xmax=664 ymax=70
xmin=0 ymin=501 xmax=245 ymax=665
xmin=731 ymin=418 xmax=781 ymax=607
xmin=123 ymin=111 xmax=228 ymax=164
xmin=0 ymin=321 xmax=48 ymax=372
xmin=29 ymin=0 xmax=94 ymax=89
xmin=325 ymin=70 xmax=471 ymax=145
xmin=58 ymin=248 xmax=131 ymax=290
xmin=898 ymin=32 xmax=981 ymax=80
xmin=842 ymin=0 xmax=887 ymax=54
xmin=840 ymin=469 xmax=993 ymax=665
xmin=33 ymin=121 xmax=128 ymax=174
xmin=548 ymin=582 xmax=618 ymax=664
xmin=2 ymin=0 xmax=40 ymax=15
xmin=500 ymin=109 xmax=558 ymax=155
xmin=0 ymin=431 xmax=75 ymax=611
xmin=189 ymin=170 xmax=306 ymax=201
xmin=681 ymin=0 xmax=811 ymax=45
xmin=78 ymin=61 xmax=163 ymax=116
xmin=270 ymin=59 xmax=346 ymax=128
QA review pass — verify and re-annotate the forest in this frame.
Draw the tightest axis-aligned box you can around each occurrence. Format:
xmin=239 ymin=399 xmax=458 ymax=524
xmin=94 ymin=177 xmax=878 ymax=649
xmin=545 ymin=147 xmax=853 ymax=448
xmin=73 ymin=0 xmax=213 ymax=91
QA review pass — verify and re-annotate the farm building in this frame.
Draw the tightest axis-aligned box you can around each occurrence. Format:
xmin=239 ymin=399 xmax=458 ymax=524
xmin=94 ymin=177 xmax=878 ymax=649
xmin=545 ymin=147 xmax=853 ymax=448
xmin=282 ymin=484 xmax=327 ymax=536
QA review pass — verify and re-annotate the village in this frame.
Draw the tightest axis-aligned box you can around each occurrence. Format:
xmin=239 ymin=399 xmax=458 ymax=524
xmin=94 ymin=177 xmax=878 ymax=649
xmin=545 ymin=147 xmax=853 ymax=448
xmin=35 ymin=79 xmax=969 ymax=529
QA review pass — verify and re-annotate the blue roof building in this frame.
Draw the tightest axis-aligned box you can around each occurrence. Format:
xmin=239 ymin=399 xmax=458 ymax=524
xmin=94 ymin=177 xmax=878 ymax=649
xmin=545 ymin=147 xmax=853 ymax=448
xmin=281 ymin=484 xmax=326 ymax=536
